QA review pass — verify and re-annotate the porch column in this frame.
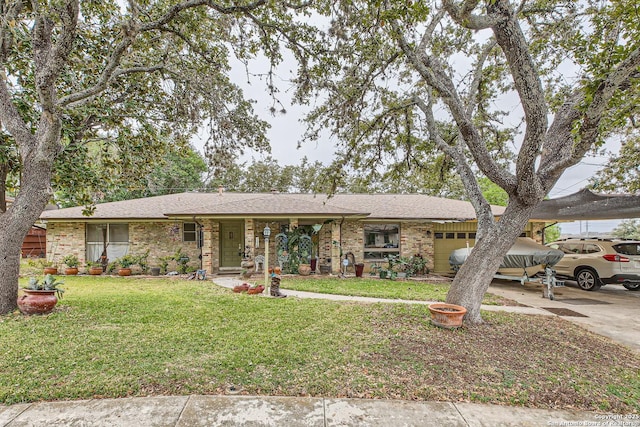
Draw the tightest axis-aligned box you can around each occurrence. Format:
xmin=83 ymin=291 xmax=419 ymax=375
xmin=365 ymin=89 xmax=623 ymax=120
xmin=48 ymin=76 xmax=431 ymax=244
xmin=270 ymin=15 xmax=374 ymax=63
xmin=331 ymin=221 xmax=341 ymax=274
xmin=201 ymin=220 xmax=219 ymax=274
xmin=244 ymin=219 xmax=255 ymax=258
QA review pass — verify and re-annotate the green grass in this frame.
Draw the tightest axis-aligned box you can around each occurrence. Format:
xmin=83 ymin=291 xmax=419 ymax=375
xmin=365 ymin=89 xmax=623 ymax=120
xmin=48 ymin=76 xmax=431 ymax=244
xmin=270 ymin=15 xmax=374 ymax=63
xmin=1 ymin=276 xmax=639 ymax=414
xmin=280 ymin=276 xmax=510 ymax=305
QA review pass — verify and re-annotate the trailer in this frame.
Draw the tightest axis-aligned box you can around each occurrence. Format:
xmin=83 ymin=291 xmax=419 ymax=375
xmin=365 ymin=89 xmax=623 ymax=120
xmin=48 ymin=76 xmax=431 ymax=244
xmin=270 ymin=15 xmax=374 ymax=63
xmin=449 ymin=237 xmax=566 ymax=300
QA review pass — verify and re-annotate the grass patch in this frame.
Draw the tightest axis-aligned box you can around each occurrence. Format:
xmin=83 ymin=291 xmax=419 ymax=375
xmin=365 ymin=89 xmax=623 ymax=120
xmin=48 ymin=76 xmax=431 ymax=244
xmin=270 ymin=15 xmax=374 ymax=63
xmin=280 ymin=276 xmax=511 ymax=305
xmin=1 ymin=276 xmax=638 ymax=413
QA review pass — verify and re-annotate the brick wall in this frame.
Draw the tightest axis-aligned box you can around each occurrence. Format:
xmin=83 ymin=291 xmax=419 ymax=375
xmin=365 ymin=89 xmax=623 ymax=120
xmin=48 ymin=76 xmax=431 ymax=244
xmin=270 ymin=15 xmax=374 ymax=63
xmin=47 ymin=221 xmax=201 ymax=273
xmin=335 ymin=220 xmax=436 ymax=273
xmin=399 ymin=222 xmax=435 ymax=271
xmin=46 ymin=222 xmax=86 ymax=265
xmin=129 ymin=222 xmax=201 ymax=272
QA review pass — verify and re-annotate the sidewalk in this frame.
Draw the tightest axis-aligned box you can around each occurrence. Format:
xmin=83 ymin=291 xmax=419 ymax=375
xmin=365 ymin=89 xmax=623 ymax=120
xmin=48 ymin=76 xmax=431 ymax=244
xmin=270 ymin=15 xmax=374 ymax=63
xmin=1 ymin=276 xmax=629 ymax=427
xmin=1 ymin=394 xmax=606 ymax=426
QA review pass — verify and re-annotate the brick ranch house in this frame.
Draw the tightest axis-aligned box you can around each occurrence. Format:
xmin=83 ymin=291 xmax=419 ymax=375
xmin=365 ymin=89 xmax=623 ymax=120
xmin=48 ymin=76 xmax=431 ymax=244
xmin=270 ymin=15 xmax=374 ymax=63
xmin=39 ymin=191 xmax=547 ymax=275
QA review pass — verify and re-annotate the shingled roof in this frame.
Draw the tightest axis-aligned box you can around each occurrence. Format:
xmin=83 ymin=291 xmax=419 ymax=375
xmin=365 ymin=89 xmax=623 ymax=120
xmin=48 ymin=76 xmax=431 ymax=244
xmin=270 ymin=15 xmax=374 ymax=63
xmin=40 ymin=192 xmax=505 ymax=221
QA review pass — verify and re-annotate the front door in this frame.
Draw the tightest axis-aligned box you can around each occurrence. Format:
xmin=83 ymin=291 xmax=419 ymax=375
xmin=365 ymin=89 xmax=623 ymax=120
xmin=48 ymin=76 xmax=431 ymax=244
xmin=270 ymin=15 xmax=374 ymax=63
xmin=220 ymin=221 xmax=244 ymax=268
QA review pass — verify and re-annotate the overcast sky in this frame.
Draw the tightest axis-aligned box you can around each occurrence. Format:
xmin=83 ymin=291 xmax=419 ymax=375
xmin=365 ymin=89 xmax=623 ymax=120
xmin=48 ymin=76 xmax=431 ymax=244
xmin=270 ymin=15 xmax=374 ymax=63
xmin=195 ymin=45 xmax=628 ymax=236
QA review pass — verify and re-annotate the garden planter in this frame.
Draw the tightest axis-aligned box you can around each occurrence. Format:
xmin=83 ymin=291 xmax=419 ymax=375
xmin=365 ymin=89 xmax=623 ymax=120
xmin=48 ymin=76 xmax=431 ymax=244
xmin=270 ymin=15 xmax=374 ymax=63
xmin=247 ymin=285 xmax=265 ymax=294
xmin=64 ymin=267 xmax=79 ymax=276
xmin=118 ymin=268 xmax=132 ymax=276
xmin=355 ymin=263 xmax=364 ymax=277
xmin=428 ymin=303 xmax=467 ymax=329
xmin=89 ymin=267 xmax=103 ymax=275
xmin=319 ymin=265 xmax=331 ymax=274
xmin=150 ymin=267 xmax=161 ymax=276
xmin=310 ymin=258 xmax=317 ymax=273
xmin=43 ymin=267 xmax=58 ymax=275
xmin=17 ymin=290 xmax=58 ymax=315
xmin=298 ymin=263 xmax=311 ymax=276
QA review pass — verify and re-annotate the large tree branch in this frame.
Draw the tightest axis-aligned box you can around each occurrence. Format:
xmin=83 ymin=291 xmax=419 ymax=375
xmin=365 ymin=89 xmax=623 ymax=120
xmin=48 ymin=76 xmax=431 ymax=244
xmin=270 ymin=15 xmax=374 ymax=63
xmin=414 ymin=93 xmax=496 ymax=238
xmin=389 ymin=12 xmax=516 ymax=194
xmin=0 ymin=1 xmax=24 ymax=64
xmin=577 ymin=46 xmax=640 ymax=154
xmin=539 ymin=46 xmax=640 ymax=187
xmin=486 ymin=0 xmax=547 ymax=203
xmin=34 ymin=0 xmax=79 ymax=113
xmin=60 ymin=0 xmax=272 ymax=108
xmin=0 ymin=79 xmax=36 ymax=148
xmin=443 ymin=0 xmax=502 ymax=30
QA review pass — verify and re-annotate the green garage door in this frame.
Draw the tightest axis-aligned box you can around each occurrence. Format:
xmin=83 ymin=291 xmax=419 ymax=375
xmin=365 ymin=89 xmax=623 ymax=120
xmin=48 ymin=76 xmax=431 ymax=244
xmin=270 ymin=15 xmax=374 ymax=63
xmin=433 ymin=226 xmax=477 ymax=274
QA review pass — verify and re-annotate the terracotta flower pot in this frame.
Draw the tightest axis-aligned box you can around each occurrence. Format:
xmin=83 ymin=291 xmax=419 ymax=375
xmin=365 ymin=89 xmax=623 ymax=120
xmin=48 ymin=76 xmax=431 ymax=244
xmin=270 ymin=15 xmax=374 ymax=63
xmin=17 ymin=290 xmax=58 ymax=315
xmin=43 ymin=267 xmax=58 ymax=275
xmin=428 ymin=303 xmax=467 ymax=329
xmin=247 ymin=285 xmax=265 ymax=294
xmin=65 ymin=267 xmax=79 ymax=276
xmin=118 ymin=268 xmax=132 ymax=276
xmin=89 ymin=267 xmax=103 ymax=275
xmin=298 ymin=263 xmax=311 ymax=276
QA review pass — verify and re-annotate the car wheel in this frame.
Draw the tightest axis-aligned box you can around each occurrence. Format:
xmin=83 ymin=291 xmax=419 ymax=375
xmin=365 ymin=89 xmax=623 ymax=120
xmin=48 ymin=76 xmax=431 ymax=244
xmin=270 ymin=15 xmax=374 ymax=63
xmin=623 ymin=282 xmax=640 ymax=291
xmin=576 ymin=268 xmax=602 ymax=291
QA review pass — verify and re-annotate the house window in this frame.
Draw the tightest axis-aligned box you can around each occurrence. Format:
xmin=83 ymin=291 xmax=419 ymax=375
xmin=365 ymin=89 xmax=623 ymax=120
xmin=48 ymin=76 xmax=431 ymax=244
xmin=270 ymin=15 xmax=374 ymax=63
xmin=183 ymin=223 xmax=197 ymax=242
xmin=364 ymin=224 xmax=400 ymax=260
xmin=86 ymin=223 xmax=129 ymax=263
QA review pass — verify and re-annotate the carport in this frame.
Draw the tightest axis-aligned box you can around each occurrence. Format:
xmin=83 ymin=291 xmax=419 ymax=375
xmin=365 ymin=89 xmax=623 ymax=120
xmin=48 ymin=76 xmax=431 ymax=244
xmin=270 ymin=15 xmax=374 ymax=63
xmin=531 ymin=188 xmax=640 ymax=222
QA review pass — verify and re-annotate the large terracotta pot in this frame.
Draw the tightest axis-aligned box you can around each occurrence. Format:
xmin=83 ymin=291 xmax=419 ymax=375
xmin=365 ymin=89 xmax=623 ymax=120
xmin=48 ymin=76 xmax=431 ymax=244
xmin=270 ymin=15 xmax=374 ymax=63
xmin=428 ymin=303 xmax=467 ymax=329
xmin=89 ymin=267 xmax=103 ymax=275
xmin=65 ymin=267 xmax=79 ymax=276
xmin=298 ymin=263 xmax=311 ymax=276
xmin=43 ymin=267 xmax=58 ymax=275
xmin=17 ymin=290 xmax=58 ymax=315
xmin=118 ymin=268 xmax=132 ymax=276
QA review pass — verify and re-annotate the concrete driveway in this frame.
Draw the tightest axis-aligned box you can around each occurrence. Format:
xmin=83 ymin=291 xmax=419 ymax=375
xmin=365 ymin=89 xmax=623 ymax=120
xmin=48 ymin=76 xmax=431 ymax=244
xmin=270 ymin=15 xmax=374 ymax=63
xmin=487 ymin=278 xmax=640 ymax=353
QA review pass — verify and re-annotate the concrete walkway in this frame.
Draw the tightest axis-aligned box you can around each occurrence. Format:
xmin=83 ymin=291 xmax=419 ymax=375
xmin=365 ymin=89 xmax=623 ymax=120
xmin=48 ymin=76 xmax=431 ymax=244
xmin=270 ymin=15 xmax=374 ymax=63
xmin=2 ymin=276 xmax=636 ymax=427
xmin=1 ymin=394 xmax=609 ymax=426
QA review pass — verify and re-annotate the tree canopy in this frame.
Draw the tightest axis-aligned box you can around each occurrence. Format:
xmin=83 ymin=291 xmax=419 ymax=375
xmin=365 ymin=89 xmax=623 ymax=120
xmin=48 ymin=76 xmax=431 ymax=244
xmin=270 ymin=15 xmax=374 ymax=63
xmin=0 ymin=0 xmax=317 ymax=314
xmin=293 ymin=0 xmax=640 ymax=322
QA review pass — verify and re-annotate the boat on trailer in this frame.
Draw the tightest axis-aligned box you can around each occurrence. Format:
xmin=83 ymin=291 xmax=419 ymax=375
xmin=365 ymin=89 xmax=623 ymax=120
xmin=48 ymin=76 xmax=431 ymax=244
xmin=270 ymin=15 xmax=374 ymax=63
xmin=449 ymin=237 xmax=566 ymax=299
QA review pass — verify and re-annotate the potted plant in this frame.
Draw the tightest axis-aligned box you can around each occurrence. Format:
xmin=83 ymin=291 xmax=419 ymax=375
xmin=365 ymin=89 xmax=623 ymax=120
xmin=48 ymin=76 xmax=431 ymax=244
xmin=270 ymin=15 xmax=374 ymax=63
xmin=86 ymin=261 xmax=103 ymax=275
xmin=42 ymin=260 xmax=58 ymax=275
xmin=158 ymin=256 xmax=172 ymax=275
xmin=116 ymin=254 xmax=136 ymax=276
xmin=428 ymin=303 xmax=467 ymax=329
xmin=17 ymin=274 xmax=64 ymax=315
xmin=63 ymin=255 xmax=80 ymax=275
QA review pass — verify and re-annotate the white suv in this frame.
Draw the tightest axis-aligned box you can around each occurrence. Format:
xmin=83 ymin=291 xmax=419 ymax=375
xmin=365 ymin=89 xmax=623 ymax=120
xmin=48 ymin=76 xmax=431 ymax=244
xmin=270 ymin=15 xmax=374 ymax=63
xmin=547 ymin=239 xmax=640 ymax=292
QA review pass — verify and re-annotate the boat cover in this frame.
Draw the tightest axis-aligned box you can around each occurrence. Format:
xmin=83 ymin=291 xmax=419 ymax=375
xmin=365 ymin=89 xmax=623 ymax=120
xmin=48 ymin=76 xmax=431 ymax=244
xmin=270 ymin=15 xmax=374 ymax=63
xmin=449 ymin=237 xmax=564 ymax=269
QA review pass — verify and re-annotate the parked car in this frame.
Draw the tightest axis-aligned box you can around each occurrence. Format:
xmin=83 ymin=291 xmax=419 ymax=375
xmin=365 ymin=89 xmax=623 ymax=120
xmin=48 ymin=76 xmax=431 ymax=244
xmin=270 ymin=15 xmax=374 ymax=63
xmin=546 ymin=239 xmax=640 ymax=291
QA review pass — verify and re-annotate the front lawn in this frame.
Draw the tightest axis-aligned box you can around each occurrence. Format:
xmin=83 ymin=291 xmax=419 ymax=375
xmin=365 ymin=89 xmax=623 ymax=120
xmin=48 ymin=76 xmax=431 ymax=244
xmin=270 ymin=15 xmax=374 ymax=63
xmin=1 ymin=276 xmax=638 ymax=413
xmin=280 ymin=276 xmax=513 ymax=305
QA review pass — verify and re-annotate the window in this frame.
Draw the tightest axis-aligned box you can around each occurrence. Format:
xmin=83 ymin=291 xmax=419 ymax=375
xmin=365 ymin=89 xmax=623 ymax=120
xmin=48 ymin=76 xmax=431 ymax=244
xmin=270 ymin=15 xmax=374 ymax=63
xmin=583 ymin=244 xmax=601 ymax=254
xmin=86 ymin=223 xmax=129 ymax=263
xmin=364 ymin=224 xmax=400 ymax=260
xmin=183 ymin=223 xmax=197 ymax=242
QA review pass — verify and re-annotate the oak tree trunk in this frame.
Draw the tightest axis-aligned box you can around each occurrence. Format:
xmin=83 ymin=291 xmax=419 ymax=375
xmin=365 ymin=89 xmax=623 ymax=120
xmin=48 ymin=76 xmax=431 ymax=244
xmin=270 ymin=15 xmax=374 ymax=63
xmin=446 ymin=202 xmax=536 ymax=324
xmin=0 ymin=130 xmax=58 ymax=314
